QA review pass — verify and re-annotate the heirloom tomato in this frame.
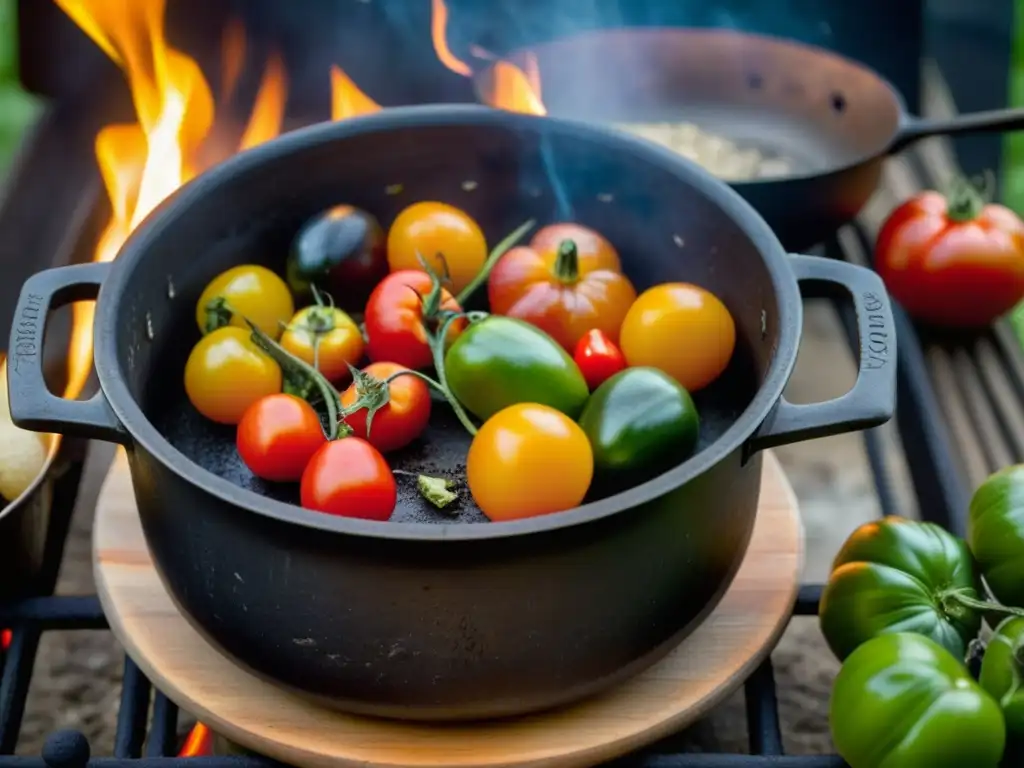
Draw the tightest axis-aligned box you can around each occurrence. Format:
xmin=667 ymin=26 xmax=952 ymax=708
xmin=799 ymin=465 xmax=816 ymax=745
xmin=573 ymin=329 xmax=627 ymax=390
xmin=619 ymin=282 xmax=735 ymax=392
xmin=236 ymin=394 xmax=326 ymax=482
xmin=386 ymin=201 xmax=487 ymax=294
xmin=300 ymin=438 xmax=397 ymax=520
xmin=466 ymin=403 xmax=593 ymax=521
xmin=341 ymin=362 xmax=431 ymax=453
xmin=364 ymin=270 xmax=466 ymax=370
xmin=979 ymin=617 xmax=1024 ymax=753
xmin=875 ymin=182 xmax=1024 ymax=328
xmin=819 ymin=516 xmax=983 ymax=662
xmin=444 ymin=316 xmax=590 ymax=422
xmin=280 ymin=305 xmax=364 ymax=383
xmin=184 ymin=327 xmax=282 ymax=425
xmin=488 ymin=224 xmax=636 ymax=352
xmin=830 ymin=633 xmax=1005 ymax=768
xmin=968 ymin=463 xmax=1024 ymax=608
xmin=196 ymin=264 xmax=294 ymax=339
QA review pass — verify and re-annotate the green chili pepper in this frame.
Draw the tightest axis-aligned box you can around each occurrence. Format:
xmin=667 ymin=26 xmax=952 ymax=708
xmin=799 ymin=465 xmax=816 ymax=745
xmin=443 ymin=316 xmax=589 ymax=422
xmin=819 ymin=516 xmax=984 ymax=661
xmin=577 ymin=367 xmax=699 ymax=490
xmin=830 ymin=632 xmax=1005 ymax=768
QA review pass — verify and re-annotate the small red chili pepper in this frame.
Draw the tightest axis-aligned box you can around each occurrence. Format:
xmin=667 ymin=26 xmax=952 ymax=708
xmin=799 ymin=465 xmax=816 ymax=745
xmin=573 ymin=329 xmax=627 ymax=391
xmin=1 ymin=629 xmax=10 ymax=650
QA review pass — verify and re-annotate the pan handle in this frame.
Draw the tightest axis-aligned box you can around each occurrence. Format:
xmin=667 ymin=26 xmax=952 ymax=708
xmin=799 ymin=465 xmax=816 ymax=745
xmin=890 ymin=108 xmax=1024 ymax=154
xmin=7 ymin=262 xmax=129 ymax=445
xmin=747 ymin=255 xmax=896 ymax=454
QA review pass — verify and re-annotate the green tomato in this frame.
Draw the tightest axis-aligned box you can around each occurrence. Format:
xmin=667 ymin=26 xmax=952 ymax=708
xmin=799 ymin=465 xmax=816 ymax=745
xmin=819 ymin=516 xmax=982 ymax=661
xmin=979 ymin=617 xmax=1024 ymax=755
xmin=577 ymin=366 xmax=699 ymax=488
xmin=831 ymin=632 xmax=1005 ymax=768
xmin=969 ymin=464 xmax=1024 ymax=607
xmin=443 ymin=316 xmax=590 ymax=422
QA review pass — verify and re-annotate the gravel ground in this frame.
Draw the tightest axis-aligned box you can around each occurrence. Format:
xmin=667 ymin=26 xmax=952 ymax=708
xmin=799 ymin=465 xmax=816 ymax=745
xmin=12 ymin=302 xmax=915 ymax=758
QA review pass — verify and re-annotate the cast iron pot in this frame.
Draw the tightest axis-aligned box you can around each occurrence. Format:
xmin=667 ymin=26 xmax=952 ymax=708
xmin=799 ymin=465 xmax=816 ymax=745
xmin=7 ymin=105 xmax=896 ymax=720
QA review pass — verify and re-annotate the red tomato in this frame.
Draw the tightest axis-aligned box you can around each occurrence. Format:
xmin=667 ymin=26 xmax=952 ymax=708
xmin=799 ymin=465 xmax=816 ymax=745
xmin=300 ymin=438 xmax=397 ymax=520
xmin=364 ymin=270 xmax=467 ymax=369
xmin=236 ymin=394 xmax=326 ymax=482
xmin=875 ymin=186 xmax=1024 ymax=327
xmin=340 ymin=362 xmax=432 ymax=452
xmin=487 ymin=224 xmax=636 ymax=351
xmin=573 ymin=329 xmax=627 ymax=390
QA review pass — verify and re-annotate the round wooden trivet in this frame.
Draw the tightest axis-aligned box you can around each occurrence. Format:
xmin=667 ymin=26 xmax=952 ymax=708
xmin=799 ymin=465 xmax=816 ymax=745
xmin=94 ymin=450 xmax=803 ymax=768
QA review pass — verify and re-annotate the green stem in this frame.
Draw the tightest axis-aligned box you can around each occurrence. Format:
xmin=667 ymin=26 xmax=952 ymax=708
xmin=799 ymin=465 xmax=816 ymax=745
xmin=243 ymin=319 xmax=341 ymax=439
xmin=941 ymin=589 xmax=1024 ymax=619
xmin=553 ymin=239 xmax=580 ymax=283
xmin=945 ymin=174 xmax=989 ymax=222
xmin=204 ymin=297 xmax=234 ymax=334
xmin=427 ymin=311 xmax=478 ymax=436
xmin=455 ymin=218 xmax=536 ymax=306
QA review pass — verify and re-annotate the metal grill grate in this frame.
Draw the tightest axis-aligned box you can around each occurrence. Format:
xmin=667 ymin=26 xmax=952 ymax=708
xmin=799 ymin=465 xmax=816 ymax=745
xmin=0 ymin=61 xmax=1017 ymax=768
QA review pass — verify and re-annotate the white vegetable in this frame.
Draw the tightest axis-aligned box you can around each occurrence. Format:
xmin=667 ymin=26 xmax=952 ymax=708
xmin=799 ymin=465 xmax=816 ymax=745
xmin=0 ymin=420 xmax=48 ymax=502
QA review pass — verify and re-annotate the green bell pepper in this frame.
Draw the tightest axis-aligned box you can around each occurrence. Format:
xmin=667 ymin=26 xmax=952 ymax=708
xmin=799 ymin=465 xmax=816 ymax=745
xmin=444 ymin=316 xmax=590 ymax=422
xmin=819 ymin=516 xmax=983 ymax=661
xmin=577 ymin=366 xmax=699 ymax=487
xmin=831 ymin=632 xmax=1005 ymax=768
xmin=969 ymin=464 xmax=1024 ymax=608
xmin=980 ymin=617 xmax=1024 ymax=754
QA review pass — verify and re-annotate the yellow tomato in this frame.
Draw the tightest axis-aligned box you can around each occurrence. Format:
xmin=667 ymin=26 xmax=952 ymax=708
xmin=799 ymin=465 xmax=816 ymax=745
xmin=467 ymin=403 xmax=593 ymax=521
xmin=196 ymin=264 xmax=295 ymax=340
xmin=619 ymin=283 xmax=736 ymax=392
xmin=280 ymin=306 xmax=365 ymax=383
xmin=184 ymin=327 xmax=283 ymax=425
xmin=386 ymin=201 xmax=487 ymax=294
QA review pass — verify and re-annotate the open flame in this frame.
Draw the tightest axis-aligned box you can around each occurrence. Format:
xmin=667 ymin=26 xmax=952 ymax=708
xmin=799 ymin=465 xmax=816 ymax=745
xmin=47 ymin=0 xmax=554 ymax=751
xmin=430 ymin=0 xmax=546 ymax=115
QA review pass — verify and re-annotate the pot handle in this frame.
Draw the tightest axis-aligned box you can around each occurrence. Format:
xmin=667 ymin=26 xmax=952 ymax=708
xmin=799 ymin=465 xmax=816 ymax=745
xmin=7 ymin=262 xmax=129 ymax=444
xmin=747 ymin=255 xmax=896 ymax=453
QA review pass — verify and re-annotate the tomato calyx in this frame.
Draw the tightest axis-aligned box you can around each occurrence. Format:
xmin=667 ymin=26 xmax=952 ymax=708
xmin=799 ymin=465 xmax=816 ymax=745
xmin=393 ymin=469 xmax=460 ymax=511
xmin=204 ymin=296 xmax=234 ymax=334
xmin=338 ymin=363 xmax=392 ymax=438
xmin=553 ymin=239 xmax=580 ymax=284
xmin=945 ymin=173 xmax=993 ymax=223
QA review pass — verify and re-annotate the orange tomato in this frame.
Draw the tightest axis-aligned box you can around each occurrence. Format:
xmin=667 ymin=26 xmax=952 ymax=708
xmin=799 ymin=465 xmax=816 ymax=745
xmin=340 ymin=362 xmax=432 ymax=453
xmin=280 ymin=306 xmax=364 ymax=383
xmin=387 ymin=202 xmax=487 ymax=294
xmin=487 ymin=223 xmax=636 ymax=351
xmin=619 ymin=283 xmax=736 ymax=392
xmin=466 ymin=403 xmax=593 ymax=521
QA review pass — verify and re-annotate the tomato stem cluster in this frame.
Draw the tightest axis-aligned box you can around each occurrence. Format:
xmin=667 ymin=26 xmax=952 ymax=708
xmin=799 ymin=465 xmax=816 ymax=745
xmin=940 ymin=588 xmax=1024 ymax=620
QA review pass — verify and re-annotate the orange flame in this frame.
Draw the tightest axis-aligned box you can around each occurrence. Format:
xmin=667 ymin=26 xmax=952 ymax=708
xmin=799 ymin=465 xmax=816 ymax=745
xmin=55 ymin=1 xmax=291 ymax=400
xmin=429 ymin=0 xmax=545 ymax=115
xmin=240 ymin=54 xmax=288 ymax=152
xmin=430 ymin=0 xmax=471 ymax=76
xmin=481 ymin=61 xmax=547 ymax=115
xmin=330 ymin=65 xmax=381 ymax=121
xmin=220 ymin=18 xmax=246 ymax=103
xmin=178 ymin=723 xmax=213 ymax=757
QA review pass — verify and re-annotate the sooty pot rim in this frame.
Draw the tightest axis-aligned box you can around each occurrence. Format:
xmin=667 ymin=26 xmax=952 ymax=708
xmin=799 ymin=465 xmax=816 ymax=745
xmin=96 ymin=105 xmax=801 ymax=541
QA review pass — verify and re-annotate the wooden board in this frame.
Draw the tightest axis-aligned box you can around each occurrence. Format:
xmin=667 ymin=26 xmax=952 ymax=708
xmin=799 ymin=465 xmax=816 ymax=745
xmin=94 ymin=450 xmax=803 ymax=768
